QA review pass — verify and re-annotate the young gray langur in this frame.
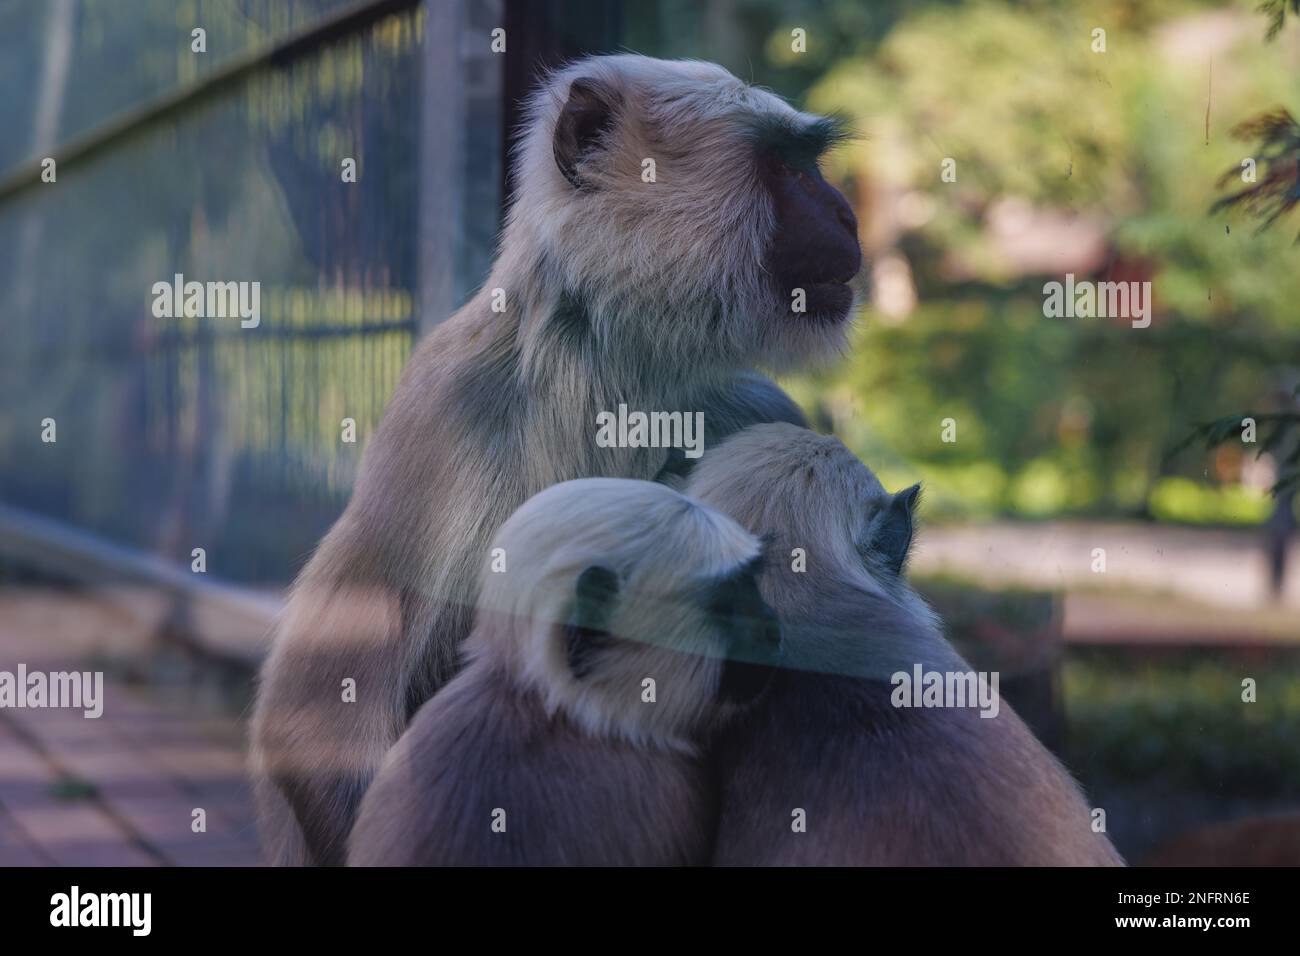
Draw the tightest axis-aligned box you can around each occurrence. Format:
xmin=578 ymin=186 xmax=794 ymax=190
xmin=347 ymin=478 xmax=780 ymax=866
xmin=685 ymin=424 xmax=1124 ymax=866
xmin=251 ymin=55 xmax=861 ymax=865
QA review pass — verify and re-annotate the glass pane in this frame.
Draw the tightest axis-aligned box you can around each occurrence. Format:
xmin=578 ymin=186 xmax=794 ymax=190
xmin=0 ymin=4 xmax=500 ymax=584
xmin=0 ymin=0 xmax=377 ymax=176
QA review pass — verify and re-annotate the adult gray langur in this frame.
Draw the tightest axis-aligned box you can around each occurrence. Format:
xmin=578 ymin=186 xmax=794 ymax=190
xmin=685 ymin=424 xmax=1124 ymax=866
xmin=347 ymin=478 xmax=780 ymax=866
xmin=251 ymin=54 xmax=861 ymax=865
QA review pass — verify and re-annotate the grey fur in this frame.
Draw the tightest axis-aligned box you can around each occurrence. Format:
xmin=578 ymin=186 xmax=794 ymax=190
xmin=686 ymin=424 xmax=1124 ymax=866
xmin=347 ymin=478 xmax=765 ymax=866
xmin=346 ymin=665 xmax=714 ymax=866
xmin=249 ymin=54 xmax=855 ymax=866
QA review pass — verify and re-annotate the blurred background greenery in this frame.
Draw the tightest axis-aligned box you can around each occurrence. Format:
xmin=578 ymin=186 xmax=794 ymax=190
xmin=632 ymin=0 xmax=1300 ymax=525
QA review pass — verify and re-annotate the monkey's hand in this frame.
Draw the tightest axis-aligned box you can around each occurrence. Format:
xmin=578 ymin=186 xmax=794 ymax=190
xmin=255 ymin=695 xmax=390 ymax=866
xmin=274 ymin=769 xmax=370 ymax=867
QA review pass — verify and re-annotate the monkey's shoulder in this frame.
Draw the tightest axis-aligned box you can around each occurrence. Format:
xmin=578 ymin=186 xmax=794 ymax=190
xmin=697 ymin=372 xmax=807 ymax=443
xmin=716 ymin=668 xmax=1118 ymax=865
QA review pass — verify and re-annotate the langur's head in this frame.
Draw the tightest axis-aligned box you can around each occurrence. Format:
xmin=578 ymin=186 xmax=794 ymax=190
xmin=686 ymin=423 xmax=922 ymax=594
xmin=470 ymin=478 xmax=781 ymax=750
xmin=508 ymin=54 xmax=862 ymax=374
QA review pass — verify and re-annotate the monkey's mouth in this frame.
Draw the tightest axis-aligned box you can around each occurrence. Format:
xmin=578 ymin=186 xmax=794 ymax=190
xmin=798 ymin=280 xmax=855 ymax=322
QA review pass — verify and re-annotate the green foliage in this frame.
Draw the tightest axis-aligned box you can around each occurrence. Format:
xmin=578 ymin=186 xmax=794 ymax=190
xmin=1212 ymin=109 xmax=1300 ymax=240
xmin=1258 ymin=0 xmax=1300 ymax=40
xmin=620 ymin=0 xmax=942 ymax=102
xmin=1065 ymin=653 xmax=1300 ymax=796
xmin=1169 ymin=391 xmax=1300 ymax=496
xmin=787 ymin=0 xmax=1300 ymax=521
xmin=1148 ymin=476 xmax=1271 ymax=524
xmin=788 ymin=300 xmax=1289 ymax=520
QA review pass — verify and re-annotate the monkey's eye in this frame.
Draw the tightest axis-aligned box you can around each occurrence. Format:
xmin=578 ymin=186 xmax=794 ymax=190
xmin=766 ymin=154 xmax=818 ymax=188
xmin=770 ymin=156 xmax=799 ymax=177
xmin=759 ymin=143 xmax=821 ymax=178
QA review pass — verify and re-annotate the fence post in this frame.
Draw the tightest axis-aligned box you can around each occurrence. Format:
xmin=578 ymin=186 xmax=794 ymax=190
xmin=417 ymin=0 xmax=465 ymax=337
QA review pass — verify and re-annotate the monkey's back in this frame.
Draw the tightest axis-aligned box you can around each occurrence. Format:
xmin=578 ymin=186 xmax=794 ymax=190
xmin=348 ymin=661 xmax=714 ymax=866
xmin=712 ymin=669 xmax=1123 ymax=866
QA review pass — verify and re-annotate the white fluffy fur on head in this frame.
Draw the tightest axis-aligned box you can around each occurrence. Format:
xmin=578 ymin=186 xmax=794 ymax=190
xmin=468 ymin=477 xmax=766 ymax=751
xmin=500 ymin=54 xmax=856 ymax=379
xmin=685 ymin=423 xmax=895 ymax=592
xmin=685 ymin=424 xmax=952 ymax=676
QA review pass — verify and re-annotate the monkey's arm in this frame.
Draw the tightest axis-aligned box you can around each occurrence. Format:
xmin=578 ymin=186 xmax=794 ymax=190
xmin=249 ymin=417 xmax=481 ymax=866
xmin=704 ymin=371 xmax=808 ymax=438
xmin=250 ymin=556 xmax=419 ymax=865
xmin=250 ymin=325 xmax=496 ymax=865
xmin=654 ymin=372 xmax=807 ymax=485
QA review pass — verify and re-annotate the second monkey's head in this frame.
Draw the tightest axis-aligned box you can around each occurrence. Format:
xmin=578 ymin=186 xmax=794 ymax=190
xmin=684 ymin=424 xmax=951 ymax=678
xmin=685 ymin=423 xmax=924 ymax=603
xmin=468 ymin=478 xmax=782 ymax=752
xmin=505 ymin=55 xmax=862 ymax=373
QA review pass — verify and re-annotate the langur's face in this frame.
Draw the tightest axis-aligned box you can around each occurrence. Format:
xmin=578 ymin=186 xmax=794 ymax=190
xmin=538 ymin=56 xmax=862 ymax=369
xmin=750 ymin=113 xmax=862 ymax=326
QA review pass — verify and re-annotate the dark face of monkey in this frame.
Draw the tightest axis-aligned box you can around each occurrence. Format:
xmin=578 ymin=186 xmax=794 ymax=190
xmin=531 ymin=56 xmax=863 ymax=368
xmin=758 ymin=143 xmax=861 ymax=324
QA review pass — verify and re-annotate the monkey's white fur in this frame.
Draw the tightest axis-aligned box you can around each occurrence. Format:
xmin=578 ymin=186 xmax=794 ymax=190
xmin=468 ymin=477 xmax=763 ymax=752
xmin=507 ymin=55 xmax=851 ymax=381
xmin=687 ymin=423 xmax=957 ymax=678
xmin=347 ymin=478 xmax=765 ymax=866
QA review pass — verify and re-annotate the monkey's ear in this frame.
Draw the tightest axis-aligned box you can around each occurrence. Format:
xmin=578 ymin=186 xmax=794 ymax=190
xmin=553 ymin=77 xmax=621 ymax=190
xmin=564 ymin=564 xmax=621 ymax=679
xmin=870 ymin=483 xmax=921 ymax=577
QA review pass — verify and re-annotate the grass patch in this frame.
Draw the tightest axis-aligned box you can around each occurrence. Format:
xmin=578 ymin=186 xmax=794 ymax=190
xmin=1064 ymin=650 xmax=1300 ymax=799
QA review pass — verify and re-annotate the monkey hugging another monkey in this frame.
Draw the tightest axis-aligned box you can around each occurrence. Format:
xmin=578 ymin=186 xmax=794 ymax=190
xmin=344 ymin=440 xmax=1120 ymax=866
xmin=253 ymin=54 xmax=1120 ymax=866
xmin=348 ymin=478 xmax=780 ymax=866
xmin=251 ymin=53 xmax=859 ymax=866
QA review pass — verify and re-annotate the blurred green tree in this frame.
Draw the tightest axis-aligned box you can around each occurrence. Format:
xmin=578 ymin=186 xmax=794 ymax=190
xmin=767 ymin=0 xmax=1300 ymax=524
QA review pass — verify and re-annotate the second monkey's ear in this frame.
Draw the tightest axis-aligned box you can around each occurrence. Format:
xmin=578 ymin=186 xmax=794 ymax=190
xmin=564 ymin=564 xmax=621 ymax=679
xmin=553 ymin=76 xmax=621 ymax=189
xmin=870 ymin=483 xmax=922 ymax=577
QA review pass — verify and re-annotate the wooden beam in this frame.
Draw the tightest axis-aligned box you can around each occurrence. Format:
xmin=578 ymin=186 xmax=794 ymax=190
xmin=0 ymin=504 xmax=279 ymax=668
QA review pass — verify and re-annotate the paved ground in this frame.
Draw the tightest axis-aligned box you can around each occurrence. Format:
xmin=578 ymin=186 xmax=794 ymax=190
xmin=916 ymin=521 xmax=1300 ymax=645
xmin=916 ymin=520 xmax=1300 ymax=611
xmin=0 ymin=590 xmax=260 ymax=866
